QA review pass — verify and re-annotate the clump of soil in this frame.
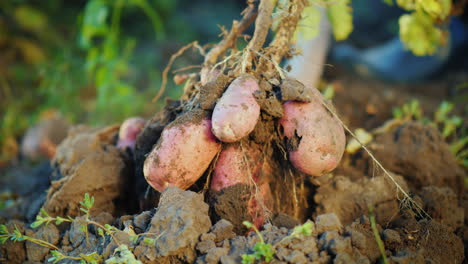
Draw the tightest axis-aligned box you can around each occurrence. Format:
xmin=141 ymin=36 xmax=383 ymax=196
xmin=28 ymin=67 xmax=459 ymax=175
xmin=44 ymin=125 xmax=131 ymax=217
xmin=314 ymin=174 xmax=409 ymax=226
xmin=366 ymin=122 xmax=464 ymax=195
xmin=194 ymin=212 xmax=464 ymax=264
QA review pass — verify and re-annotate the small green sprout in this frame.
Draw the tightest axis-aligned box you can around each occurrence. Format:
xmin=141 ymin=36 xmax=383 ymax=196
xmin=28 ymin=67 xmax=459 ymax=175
xmin=31 ymin=208 xmax=73 ymax=229
xmin=48 ymin=250 xmax=102 ymax=264
xmin=291 ymin=221 xmax=314 ymax=237
xmin=369 ymin=206 xmax=389 ymax=264
xmin=241 ymin=221 xmax=275 ymax=264
xmin=241 ymin=254 xmax=256 ymax=264
xmin=143 ymin=237 xmax=155 ymax=245
xmin=392 ymin=99 xmax=423 ymax=121
xmin=0 ymin=224 xmax=58 ymax=250
xmin=80 ymin=193 xmax=95 ymax=219
xmin=241 ymin=220 xmax=315 ymax=264
xmin=105 ymin=244 xmax=142 ymax=264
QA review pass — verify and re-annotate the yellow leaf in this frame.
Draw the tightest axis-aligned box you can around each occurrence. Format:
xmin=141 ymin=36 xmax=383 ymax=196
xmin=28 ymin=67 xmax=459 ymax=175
xmin=14 ymin=37 xmax=46 ymax=64
xmin=14 ymin=5 xmax=48 ymax=33
xmin=399 ymin=12 xmax=443 ymax=56
xmin=293 ymin=5 xmax=321 ymax=42
xmin=327 ymin=0 xmax=353 ymax=41
xmin=346 ymin=128 xmax=373 ymax=154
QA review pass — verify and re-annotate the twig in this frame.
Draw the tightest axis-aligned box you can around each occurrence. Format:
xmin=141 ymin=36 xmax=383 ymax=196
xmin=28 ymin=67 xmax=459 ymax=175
xmin=152 ymin=41 xmax=200 ymax=103
xmin=204 ymin=1 xmax=258 ymax=65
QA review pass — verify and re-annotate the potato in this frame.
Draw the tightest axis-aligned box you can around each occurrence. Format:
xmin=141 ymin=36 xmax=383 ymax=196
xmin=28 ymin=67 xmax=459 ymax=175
xmin=211 ymin=143 xmax=263 ymax=192
xmin=144 ymin=112 xmax=221 ymax=192
xmin=279 ymin=86 xmax=345 ymax=176
xmin=211 ymin=143 xmax=272 ymax=228
xmin=21 ymin=116 xmax=70 ymax=160
xmin=211 ymin=74 xmax=261 ymax=142
xmin=117 ymin=117 xmax=146 ymax=150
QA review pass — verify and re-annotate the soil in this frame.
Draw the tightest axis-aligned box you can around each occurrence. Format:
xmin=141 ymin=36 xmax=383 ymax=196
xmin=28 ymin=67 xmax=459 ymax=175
xmin=0 ymin=69 xmax=466 ymax=263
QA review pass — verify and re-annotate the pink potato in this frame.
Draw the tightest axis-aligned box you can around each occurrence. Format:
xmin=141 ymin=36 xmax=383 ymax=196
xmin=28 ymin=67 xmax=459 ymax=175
xmin=211 ymin=74 xmax=261 ymax=143
xmin=117 ymin=117 xmax=146 ymax=150
xmin=279 ymin=86 xmax=345 ymax=176
xmin=211 ymin=143 xmax=272 ymax=228
xmin=144 ymin=114 xmax=221 ymax=192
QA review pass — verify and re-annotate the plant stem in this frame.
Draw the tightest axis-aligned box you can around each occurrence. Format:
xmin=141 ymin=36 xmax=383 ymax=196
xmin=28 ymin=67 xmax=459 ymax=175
xmin=369 ymin=206 xmax=389 ymax=264
xmin=204 ymin=1 xmax=259 ymax=65
xmin=25 ymin=237 xmax=59 ymax=250
xmin=87 ymin=220 xmax=120 ymax=245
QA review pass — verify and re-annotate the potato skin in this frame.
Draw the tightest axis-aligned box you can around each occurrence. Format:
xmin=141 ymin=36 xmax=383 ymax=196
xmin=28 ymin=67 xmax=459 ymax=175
xmin=117 ymin=117 xmax=146 ymax=150
xmin=144 ymin=118 xmax=221 ymax=192
xmin=211 ymin=74 xmax=261 ymax=143
xmin=279 ymin=86 xmax=345 ymax=176
xmin=211 ymin=143 xmax=272 ymax=228
xmin=211 ymin=143 xmax=263 ymax=192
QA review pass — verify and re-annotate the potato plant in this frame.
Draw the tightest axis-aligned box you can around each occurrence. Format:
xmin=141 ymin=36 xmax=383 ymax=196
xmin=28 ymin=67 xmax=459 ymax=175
xmin=139 ymin=0 xmax=347 ymax=228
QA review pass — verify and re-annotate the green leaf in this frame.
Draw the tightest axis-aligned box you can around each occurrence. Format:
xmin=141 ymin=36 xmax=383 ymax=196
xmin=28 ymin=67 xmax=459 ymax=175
xmin=30 ymin=220 xmax=43 ymax=229
xmin=144 ymin=237 xmax=155 ymax=245
xmin=80 ymin=0 xmax=110 ymax=48
xmin=241 ymin=254 xmax=256 ymax=264
xmin=253 ymin=242 xmax=275 ymax=262
xmin=130 ymin=235 xmax=139 ymax=244
xmin=383 ymin=0 xmax=393 ymax=5
xmin=399 ymin=12 xmax=444 ymax=56
xmin=55 ymin=216 xmax=65 ymax=225
xmin=450 ymin=137 xmax=468 ymax=155
xmin=40 ymin=208 xmax=50 ymax=218
xmin=327 ymin=0 xmax=353 ymax=41
xmin=48 ymin=250 xmax=62 ymax=263
xmin=0 ymin=236 xmax=8 ymax=244
xmin=14 ymin=5 xmax=48 ymax=33
xmin=392 ymin=108 xmax=403 ymax=119
xmin=242 ymin=221 xmax=254 ymax=229
xmin=0 ymin=224 xmax=8 ymax=234
xmin=442 ymin=116 xmax=462 ymax=138
xmin=293 ymin=221 xmax=314 ymax=236
xmin=434 ymin=101 xmax=454 ymax=123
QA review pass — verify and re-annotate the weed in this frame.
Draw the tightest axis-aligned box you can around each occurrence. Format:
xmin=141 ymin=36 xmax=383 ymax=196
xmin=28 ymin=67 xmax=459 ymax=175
xmin=48 ymin=250 xmax=102 ymax=264
xmin=31 ymin=208 xmax=73 ymax=228
xmin=241 ymin=220 xmax=314 ymax=264
xmin=369 ymin=206 xmax=389 ymax=264
xmin=0 ymin=224 xmax=58 ymax=250
xmin=241 ymin=221 xmax=275 ymax=264
xmin=392 ymin=99 xmax=424 ymax=121
xmin=105 ymin=244 xmax=142 ymax=264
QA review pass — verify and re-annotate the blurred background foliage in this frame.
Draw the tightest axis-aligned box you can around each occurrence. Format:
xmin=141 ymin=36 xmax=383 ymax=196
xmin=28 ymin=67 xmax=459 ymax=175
xmin=0 ymin=0 xmax=243 ymax=164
